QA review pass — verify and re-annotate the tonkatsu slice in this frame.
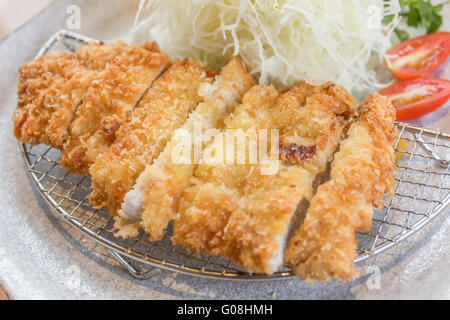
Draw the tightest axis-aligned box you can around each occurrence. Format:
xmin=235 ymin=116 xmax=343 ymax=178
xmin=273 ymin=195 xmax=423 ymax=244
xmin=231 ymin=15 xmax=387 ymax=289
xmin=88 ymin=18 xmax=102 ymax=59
xmin=13 ymin=41 xmax=128 ymax=148
xmin=285 ymin=93 xmax=397 ymax=283
xmin=118 ymin=57 xmax=255 ymax=240
xmin=172 ymin=81 xmax=356 ymax=274
xmin=88 ymin=58 xmax=216 ymax=217
xmin=59 ymin=42 xmax=170 ymax=173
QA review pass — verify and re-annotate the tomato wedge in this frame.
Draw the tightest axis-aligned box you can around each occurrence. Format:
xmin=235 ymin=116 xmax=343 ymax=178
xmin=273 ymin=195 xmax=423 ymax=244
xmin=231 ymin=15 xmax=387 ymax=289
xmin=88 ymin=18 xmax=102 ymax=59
xmin=379 ymin=78 xmax=450 ymax=120
xmin=386 ymin=32 xmax=450 ymax=80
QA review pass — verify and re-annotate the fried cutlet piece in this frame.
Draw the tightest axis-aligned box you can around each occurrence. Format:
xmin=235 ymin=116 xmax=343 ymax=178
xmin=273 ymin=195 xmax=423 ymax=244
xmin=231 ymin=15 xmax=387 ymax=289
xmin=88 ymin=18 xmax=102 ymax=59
xmin=59 ymin=42 xmax=170 ymax=173
xmin=285 ymin=93 xmax=397 ymax=283
xmin=172 ymin=82 xmax=356 ymax=274
xmin=88 ymin=59 xmax=215 ymax=217
xmin=117 ymin=57 xmax=255 ymax=240
xmin=13 ymin=42 xmax=128 ymax=148
xmin=14 ymin=51 xmax=79 ymax=146
xmin=44 ymin=42 xmax=129 ymax=148
xmin=76 ymin=41 xmax=128 ymax=70
xmin=172 ymin=84 xmax=279 ymax=255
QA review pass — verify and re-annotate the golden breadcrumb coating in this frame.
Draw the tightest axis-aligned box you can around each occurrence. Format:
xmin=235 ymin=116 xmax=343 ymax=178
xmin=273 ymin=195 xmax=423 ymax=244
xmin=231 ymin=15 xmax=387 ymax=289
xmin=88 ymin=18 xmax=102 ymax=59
xmin=285 ymin=92 xmax=397 ymax=283
xmin=76 ymin=41 xmax=128 ymax=70
xmin=59 ymin=42 xmax=170 ymax=173
xmin=172 ymin=81 xmax=356 ymax=274
xmin=88 ymin=59 xmax=215 ymax=215
xmin=172 ymin=84 xmax=278 ymax=258
xmin=131 ymin=57 xmax=256 ymax=241
xmin=14 ymin=51 xmax=79 ymax=146
xmin=12 ymin=37 xmax=398 ymax=282
xmin=13 ymin=42 xmax=128 ymax=148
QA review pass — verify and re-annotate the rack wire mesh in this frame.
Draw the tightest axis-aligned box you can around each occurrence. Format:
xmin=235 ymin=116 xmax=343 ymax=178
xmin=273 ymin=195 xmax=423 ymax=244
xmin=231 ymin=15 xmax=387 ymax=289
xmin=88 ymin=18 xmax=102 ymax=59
xmin=19 ymin=30 xmax=450 ymax=280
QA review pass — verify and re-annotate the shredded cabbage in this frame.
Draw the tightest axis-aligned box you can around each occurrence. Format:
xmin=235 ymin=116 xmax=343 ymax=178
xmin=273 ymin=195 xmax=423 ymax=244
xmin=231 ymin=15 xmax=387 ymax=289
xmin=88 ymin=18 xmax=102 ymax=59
xmin=127 ymin=0 xmax=401 ymax=96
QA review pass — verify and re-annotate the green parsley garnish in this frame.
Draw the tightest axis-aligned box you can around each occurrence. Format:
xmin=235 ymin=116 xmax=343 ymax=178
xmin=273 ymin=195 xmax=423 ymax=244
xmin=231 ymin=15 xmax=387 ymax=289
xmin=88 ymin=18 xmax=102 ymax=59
xmin=384 ymin=0 xmax=449 ymax=41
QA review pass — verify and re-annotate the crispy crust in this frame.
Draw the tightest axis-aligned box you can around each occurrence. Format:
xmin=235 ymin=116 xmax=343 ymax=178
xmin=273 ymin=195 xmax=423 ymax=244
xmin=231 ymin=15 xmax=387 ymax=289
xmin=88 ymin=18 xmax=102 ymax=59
xmin=88 ymin=59 xmax=214 ymax=214
xmin=13 ymin=40 xmax=398 ymax=281
xmin=221 ymin=84 xmax=355 ymax=274
xmin=285 ymin=92 xmax=397 ymax=282
xmin=13 ymin=51 xmax=79 ymax=146
xmin=172 ymin=82 xmax=356 ymax=274
xmin=76 ymin=41 xmax=128 ymax=70
xmin=13 ymin=42 xmax=128 ymax=148
xmin=173 ymin=85 xmax=279 ymax=256
xmin=134 ymin=57 xmax=256 ymax=240
xmin=59 ymin=42 xmax=170 ymax=173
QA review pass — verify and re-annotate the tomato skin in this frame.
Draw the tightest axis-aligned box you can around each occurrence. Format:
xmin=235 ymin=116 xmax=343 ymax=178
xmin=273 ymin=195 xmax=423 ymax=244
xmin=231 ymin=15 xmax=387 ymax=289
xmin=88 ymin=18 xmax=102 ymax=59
xmin=386 ymin=32 xmax=450 ymax=80
xmin=379 ymin=78 xmax=450 ymax=120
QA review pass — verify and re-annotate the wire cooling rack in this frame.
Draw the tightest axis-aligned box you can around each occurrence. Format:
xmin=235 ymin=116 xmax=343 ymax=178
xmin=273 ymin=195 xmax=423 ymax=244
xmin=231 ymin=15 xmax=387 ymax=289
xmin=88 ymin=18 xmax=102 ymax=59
xmin=19 ymin=30 xmax=450 ymax=281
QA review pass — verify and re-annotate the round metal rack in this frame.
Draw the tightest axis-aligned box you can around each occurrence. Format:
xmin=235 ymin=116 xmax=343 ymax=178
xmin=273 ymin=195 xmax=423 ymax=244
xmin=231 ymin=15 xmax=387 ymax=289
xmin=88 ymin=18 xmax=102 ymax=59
xmin=20 ymin=30 xmax=450 ymax=280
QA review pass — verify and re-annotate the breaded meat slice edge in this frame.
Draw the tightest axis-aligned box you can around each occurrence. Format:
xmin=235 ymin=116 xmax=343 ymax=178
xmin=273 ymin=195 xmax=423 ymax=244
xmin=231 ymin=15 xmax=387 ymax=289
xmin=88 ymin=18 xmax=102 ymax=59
xmin=59 ymin=42 xmax=170 ymax=174
xmin=285 ymin=92 xmax=397 ymax=283
xmin=116 ymin=57 xmax=256 ymax=239
xmin=88 ymin=58 xmax=216 ymax=217
xmin=13 ymin=41 xmax=128 ymax=148
xmin=172 ymin=82 xmax=356 ymax=275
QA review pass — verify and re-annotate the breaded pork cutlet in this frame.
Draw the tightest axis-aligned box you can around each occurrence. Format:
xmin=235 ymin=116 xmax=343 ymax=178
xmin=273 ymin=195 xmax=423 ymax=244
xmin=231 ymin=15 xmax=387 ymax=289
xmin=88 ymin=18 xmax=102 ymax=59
xmin=172 ymin=84 xmax=279 ymax=256
xmin=59 ymin=42 xmax=170 ymax=173
xmin=14 ymin=51 xmax=78 ymax=146
xmin=88 ymin=59 xmax=216 ymax=218
xmin=118 ymin=57 xmax=255 ymax=240
xmin=172 ymin=82 xmax=356 ymax=274
xmin=13 ymin=42 xmax=127 ymax=148
xmin=285 ymin=93 xmax=397 ymax=283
